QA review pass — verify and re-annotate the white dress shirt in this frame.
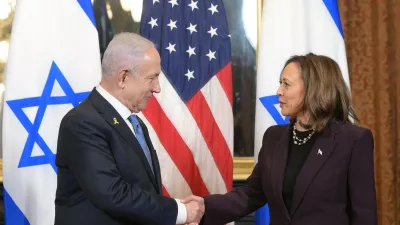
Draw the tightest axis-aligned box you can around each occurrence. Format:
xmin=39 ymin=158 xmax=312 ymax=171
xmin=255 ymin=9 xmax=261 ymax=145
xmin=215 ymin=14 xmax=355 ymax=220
xmin=96 ymin=85 xmax=187 ymax=224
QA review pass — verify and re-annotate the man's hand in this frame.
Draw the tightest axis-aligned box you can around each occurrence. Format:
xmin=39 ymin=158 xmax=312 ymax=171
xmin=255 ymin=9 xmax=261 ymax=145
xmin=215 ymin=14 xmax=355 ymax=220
xmin=181 ymin=195 xmax=205 ymax=225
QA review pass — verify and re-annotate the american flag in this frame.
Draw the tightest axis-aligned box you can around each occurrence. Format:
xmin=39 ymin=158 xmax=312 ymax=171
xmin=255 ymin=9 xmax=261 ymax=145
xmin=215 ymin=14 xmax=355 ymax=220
xmin=139 ymin=0 xmax=233 ymax=198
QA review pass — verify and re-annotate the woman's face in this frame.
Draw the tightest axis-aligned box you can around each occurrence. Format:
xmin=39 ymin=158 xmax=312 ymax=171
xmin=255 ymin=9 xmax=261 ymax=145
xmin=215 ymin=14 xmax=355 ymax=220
xmin=276 ymin=62 xmax=306 ymax=117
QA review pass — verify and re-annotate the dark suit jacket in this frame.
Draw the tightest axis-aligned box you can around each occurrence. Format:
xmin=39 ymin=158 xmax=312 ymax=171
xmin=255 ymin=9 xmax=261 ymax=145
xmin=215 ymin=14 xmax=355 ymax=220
xmin=54 ymin=89 xmax=177 ymax=225
xmin=202 ymin=121 xmax=377 ymax=225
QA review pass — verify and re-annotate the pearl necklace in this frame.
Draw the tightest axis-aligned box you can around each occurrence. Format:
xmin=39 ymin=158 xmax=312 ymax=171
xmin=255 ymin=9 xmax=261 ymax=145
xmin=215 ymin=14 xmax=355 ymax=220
xmin=292 ymin=126 xmax=315 ymax=145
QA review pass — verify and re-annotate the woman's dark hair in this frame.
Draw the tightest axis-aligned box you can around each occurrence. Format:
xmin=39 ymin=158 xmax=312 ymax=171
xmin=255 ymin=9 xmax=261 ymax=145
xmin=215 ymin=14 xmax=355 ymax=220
xmin=284 ymin=53 xmax=359 ymax=131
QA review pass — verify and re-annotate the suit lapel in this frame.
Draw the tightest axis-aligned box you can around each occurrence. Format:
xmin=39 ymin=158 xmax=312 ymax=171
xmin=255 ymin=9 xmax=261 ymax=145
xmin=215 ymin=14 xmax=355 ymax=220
xmin=88 ymin=89 xmax=158 ymax=190
xmin=150 ymin=148 xmax=162 ymax=194
xmin=271 ymin=125 xmax=291 ymax=220
xmin=289 ymin=122 xmax=341 ymax=216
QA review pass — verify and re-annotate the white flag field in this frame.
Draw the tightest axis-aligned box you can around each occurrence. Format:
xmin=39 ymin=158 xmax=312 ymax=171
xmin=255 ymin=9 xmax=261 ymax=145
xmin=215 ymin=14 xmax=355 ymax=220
xmin=254 ymin=0 xmax=349 ymax=223
xmin=255 ymin=0 xmax=350 ymax=157
xmin=2 ymin=0 xmax=100 ymax=224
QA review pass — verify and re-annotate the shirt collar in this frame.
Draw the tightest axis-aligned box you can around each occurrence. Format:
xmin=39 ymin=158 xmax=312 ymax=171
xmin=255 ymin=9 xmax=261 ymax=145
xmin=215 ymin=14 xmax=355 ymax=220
xmin=96 ymin=84 xmax=133 ymax=120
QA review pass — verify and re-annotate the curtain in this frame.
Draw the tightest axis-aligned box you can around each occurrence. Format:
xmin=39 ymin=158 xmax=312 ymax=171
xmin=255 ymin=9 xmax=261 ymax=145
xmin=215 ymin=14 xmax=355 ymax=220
xmin=340 ymin=1 xmax=400 ymax=224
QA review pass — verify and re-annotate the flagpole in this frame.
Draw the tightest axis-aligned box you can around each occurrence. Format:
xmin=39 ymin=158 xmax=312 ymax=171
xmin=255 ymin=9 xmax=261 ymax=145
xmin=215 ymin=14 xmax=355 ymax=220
xmin=254 ymin=1 xmax=271 ymax=223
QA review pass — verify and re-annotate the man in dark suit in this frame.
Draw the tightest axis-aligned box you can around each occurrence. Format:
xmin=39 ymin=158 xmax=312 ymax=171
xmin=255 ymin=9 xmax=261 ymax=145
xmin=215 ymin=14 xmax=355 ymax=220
xmin=54 ymin=33 xmax=204 ymax=225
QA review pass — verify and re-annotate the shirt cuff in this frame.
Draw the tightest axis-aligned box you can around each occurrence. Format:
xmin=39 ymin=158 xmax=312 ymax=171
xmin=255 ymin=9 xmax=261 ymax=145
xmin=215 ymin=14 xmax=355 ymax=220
xmin=175 ymin=199 xmax=187 ymax=224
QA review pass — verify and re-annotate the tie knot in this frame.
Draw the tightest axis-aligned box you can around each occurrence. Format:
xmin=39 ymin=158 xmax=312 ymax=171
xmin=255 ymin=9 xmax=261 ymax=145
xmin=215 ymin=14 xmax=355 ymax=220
xmin=129 ymin=115 xmax=142 ymax=132
xmin=129 ymin=114 xmax=139 ymax=124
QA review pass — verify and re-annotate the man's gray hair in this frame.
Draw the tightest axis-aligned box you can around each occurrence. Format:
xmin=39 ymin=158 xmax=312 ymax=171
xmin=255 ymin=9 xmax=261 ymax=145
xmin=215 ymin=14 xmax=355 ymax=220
xmin=101 ymin=32 xmax=155 ymax=77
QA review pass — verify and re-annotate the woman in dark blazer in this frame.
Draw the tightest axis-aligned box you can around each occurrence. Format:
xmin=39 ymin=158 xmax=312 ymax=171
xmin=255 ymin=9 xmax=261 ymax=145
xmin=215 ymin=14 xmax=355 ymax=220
xmin=183 ymin=53 xmax=378 ymax=225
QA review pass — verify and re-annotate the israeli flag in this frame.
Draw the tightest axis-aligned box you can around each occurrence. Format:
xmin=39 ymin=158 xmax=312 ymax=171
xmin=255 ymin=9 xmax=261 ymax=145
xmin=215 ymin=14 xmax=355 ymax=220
xmin=254 ymin=0 xmax=350 ymax=224
xmin=2 ymin=0 xmax=101 ymax=224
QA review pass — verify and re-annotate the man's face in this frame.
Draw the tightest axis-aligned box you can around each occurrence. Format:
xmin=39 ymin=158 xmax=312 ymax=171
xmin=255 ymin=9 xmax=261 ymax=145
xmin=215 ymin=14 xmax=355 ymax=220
xmin=123 ymin=47 xmax=161 ymax=113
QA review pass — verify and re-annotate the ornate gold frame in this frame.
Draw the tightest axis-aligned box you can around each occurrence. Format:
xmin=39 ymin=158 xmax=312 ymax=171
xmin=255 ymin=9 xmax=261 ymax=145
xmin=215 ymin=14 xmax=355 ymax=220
xmin=232 ymin=0 xmax=263 ymax=181
xmin=233 ymin=157 xmax=254 ymax=180
xmin=0 ymin=158 xmax=252 ymax=182
xmin=0 ymin=158 xmax=255 ymax=182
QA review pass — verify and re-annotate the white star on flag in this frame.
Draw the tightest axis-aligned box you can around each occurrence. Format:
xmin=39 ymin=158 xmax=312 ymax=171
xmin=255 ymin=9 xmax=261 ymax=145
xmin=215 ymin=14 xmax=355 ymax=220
xmin=188 ymin=0 xmax=199 ymax=11
xmin=166 ymin=42 xmax=176 ymax=54
xmin=208 ymin=3 xmax=219 ymax=15
xmin=207 ymin=26 xmax=218 ymax=38
xmin=167 ymin=19 xmax=177 ymax=31
xmin=148 ymin=17 xmax=158 ymax=28
xmin=186 ymin=23 xmax=197 ymax=34
xmin=206 ymin=49 xmax=216 ymax=61
xmin=185 ymin=69 xmax=195 ymax=80
xmin=153 ymin=0 xmax=160 ymax=4
xmin=186 ymin=46 xmax=196 ymax=57
xmin=168 ymin=0 xmax=179 ymax=8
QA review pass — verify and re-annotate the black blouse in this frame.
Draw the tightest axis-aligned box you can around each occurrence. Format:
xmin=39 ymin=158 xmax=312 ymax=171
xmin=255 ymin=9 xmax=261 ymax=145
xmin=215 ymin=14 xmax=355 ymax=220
xmin=282 ymin=126 xmax=317 ymax=211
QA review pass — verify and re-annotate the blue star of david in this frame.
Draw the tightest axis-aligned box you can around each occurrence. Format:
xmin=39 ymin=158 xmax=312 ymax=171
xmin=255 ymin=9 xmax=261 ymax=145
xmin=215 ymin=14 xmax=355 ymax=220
xmin=259 ymin=95 xmax=290 ymax=125
xmin=6 ymin=61 xmax=91 ymax=173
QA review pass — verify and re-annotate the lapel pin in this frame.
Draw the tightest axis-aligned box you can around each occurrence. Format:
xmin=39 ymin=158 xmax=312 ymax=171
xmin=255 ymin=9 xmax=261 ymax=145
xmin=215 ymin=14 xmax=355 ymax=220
xmin=317 ymin=149 xmax=323 ymax=156
xmin=113 ymin=118 xmax=119 ymax=125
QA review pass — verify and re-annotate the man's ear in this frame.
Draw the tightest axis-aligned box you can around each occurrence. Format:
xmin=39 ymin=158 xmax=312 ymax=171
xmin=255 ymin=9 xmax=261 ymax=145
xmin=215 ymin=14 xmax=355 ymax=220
xmin=117 ymin=69 xmax=128 ymax=88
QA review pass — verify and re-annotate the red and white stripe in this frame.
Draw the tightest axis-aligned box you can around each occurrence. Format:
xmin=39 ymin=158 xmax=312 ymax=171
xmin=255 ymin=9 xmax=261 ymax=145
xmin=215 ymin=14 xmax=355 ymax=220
xmin=140 ymin=63 xmax=233 ymax=198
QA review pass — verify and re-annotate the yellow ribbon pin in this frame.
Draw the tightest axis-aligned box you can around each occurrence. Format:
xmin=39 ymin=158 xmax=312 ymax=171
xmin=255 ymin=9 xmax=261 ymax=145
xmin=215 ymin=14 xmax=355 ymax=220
xmin=113 ymin=118 xmax=119 ymax=124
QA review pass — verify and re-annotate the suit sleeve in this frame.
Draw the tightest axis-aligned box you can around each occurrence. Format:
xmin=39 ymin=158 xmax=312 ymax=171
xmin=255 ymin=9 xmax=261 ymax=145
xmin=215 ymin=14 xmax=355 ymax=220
xmin=202 ymin=129 xmax=271 ymax=225
xmin=348 ymin=129 xmax=378 ymax=225
xmin=59 ymin=116 xmax=178 ymax=225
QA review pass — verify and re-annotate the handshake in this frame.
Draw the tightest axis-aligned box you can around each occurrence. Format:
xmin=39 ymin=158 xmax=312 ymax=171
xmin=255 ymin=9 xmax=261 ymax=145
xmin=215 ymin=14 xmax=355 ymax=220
xmin=180 ymin=195 xmax=205 ymax=225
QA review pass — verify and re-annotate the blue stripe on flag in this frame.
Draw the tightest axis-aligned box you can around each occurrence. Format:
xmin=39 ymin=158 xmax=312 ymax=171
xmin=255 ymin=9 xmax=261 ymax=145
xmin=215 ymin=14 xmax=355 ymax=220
xmin=6 ymin=61 xmax=90 ymax=173
xmin=77 ymin=0 xmax=96 ymax=27
xmin=259 ymin=95 xmax=290 ymax=125
xmin=322 ymin=0 xmax=344 ymax=37
xmin=4 ymin=188 xmax=30 ymax=225
xmin=255 ymin=204 xmax=270 ymax=225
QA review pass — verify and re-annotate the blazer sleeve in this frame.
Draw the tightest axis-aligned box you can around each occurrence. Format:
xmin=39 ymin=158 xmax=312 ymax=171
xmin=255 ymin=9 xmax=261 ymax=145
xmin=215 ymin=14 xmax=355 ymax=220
xmin=348 ymin=129 xmax=378 ymax=225
xmin=202 ymin=129 xmax=271 ymax=225
xmin=58 ymin=116 xmax=178 ymax=225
